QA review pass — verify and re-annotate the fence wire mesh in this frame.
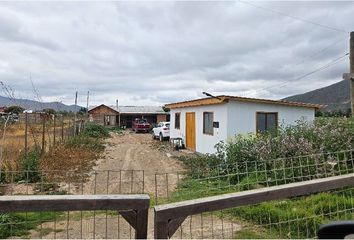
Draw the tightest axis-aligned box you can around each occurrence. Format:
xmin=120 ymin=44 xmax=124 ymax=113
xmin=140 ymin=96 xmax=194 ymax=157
xmin=153 ymin=149 xmax=354 ymax=239
xmin=1 ymin=210 xmax=136 ymax=239
xmin=1 ymin=113 xmax=85 ymax=173
xmin=0 ymin=170 xmax=144 ymax=239
xmin=0 ymin=149 xmax=354 ymax=238
xmin=154 ymin=149 xmax=354 ymax=204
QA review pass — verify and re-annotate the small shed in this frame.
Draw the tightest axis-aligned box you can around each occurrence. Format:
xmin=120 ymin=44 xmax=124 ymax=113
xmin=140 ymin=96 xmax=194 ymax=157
xmin=165 ymin=95 xmax=324 ymax=154
xmin=88 ymin=104 xmax=169 ymax=127
xmin=88 ymin=104 xmax=119 ymax=126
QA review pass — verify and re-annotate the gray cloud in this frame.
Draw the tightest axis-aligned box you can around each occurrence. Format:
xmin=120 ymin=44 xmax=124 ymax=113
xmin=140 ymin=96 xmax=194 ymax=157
xmin=0 ymin=1 xmax=352 ymax=106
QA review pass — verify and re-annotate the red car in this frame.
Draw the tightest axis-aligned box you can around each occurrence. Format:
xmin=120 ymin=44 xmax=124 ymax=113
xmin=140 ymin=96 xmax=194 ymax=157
xmin=132 ymin=118 xmax=150 ymax=133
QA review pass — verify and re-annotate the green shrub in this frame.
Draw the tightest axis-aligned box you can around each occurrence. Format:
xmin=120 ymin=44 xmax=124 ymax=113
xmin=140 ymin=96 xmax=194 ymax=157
xmin=179 ymin=118 xmax=354 ymax=184
xmin=172 ymin=117 xmax=354 ymax=238
xmin=178 ymin=154 xmax=223 ymax=178
xmin=17 ymin=148 xmax=41 ymax=183
xmin=83 ymin=123 xmax=109 ymax=138
xmin=107 ymin=126 xmax=124 ymax=134
xmin=65 ymin=135 xmax=105 ymax=152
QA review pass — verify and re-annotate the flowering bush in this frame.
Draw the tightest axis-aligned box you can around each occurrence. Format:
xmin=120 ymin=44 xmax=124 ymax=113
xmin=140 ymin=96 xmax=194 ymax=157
xmin=183 ymin=117 xmax=354 ymax=185
xmin=223 ymin=117 xmax=354 ymax=164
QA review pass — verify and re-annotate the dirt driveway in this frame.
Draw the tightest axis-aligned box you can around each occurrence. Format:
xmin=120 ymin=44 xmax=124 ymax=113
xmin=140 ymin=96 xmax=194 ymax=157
xmin=30 ymin=131 xmax=240 ymax=239
xmin=81 ymin=131 xmax=185 ymax=196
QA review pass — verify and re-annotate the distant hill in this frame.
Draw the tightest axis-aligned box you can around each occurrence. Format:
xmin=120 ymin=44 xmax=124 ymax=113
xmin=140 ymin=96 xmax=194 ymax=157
xmin=283 ymin=80 xmax=351 ymax=112
xmin=0 ymin=95 xmax=81 ymax=112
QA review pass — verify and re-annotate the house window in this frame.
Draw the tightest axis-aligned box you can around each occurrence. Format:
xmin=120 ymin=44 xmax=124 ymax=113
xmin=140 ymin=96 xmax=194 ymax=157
xmin=175 ymin=112 xmax=180 ymax=129
xmin=256 ymin=112 xmax=278 ymax=133
xmin=203 ymin=112 xmax=213 ymax=135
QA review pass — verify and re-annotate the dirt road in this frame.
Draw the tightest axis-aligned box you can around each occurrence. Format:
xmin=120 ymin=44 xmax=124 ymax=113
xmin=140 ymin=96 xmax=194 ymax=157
xmin=31 ymin=131 xmax=241 ymax=239
xmin=81 ymin=131 xmax=185 ymax=195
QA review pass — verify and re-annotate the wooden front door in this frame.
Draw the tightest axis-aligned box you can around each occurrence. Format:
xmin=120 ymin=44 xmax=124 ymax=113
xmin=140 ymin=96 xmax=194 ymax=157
xmin=185 ymin=112 xmax=196 ymax=151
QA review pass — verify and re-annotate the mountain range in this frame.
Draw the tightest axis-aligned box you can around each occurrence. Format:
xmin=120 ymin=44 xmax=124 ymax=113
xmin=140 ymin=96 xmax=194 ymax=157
xmin=0 ymin=79 xmax=350 ymax=112
xmin=0 ymin=96 xmax=81 ymax=112
xmin=283 ymin=80 xmax=350 ymax=112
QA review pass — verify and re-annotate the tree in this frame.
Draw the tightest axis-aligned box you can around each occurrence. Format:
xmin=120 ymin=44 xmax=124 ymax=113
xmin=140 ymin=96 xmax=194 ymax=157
xmin=43 ymin=108 xmax=56 ymax=115
xmin=4 ymin=105 xmax=24 ymax=114
xmin=78 ymin=107 xmax=87 ymax=115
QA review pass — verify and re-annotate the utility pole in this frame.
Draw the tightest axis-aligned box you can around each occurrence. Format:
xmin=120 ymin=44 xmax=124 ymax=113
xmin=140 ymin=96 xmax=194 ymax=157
xmin=86 ymin=91 xmax=90 ymax=114
xmin=343 ymin=32 xmax=354 ymax=116
xmin=116 ymin=99 xmax=121 ymax=127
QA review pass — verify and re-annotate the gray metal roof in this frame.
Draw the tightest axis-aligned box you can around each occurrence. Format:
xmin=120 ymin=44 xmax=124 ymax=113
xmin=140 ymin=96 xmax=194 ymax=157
xmin=116 ymin=106 xmax=166 ymax=114
xmin=89 ymin=105 xmax=166 ymax=114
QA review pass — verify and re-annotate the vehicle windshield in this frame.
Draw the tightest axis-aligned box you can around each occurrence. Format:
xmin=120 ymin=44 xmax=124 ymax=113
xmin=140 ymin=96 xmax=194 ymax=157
xmin=165 ymin=123 xmax=170 ymax=128
xmin=139 ymin=119 xmax=147 ymax=124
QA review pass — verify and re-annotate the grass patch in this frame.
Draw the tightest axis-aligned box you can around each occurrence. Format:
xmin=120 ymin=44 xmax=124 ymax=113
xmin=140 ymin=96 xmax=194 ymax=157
xmin=0 ymin=211 xmax=62 ymax=239
xmin=233 ymin=229 xmax=272 ymax=239
xmin=223 ymin=190 xmax=354 ymax=238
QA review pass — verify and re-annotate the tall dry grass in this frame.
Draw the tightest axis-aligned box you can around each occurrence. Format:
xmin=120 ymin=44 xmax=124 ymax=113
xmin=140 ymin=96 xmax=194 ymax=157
xmin=0 ymin=119 xmax=74 ymax=172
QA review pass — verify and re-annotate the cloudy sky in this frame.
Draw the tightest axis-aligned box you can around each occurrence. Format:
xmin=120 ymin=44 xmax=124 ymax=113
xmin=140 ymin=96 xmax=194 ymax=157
xmin=0 ymin=1 xmax=353 ymax=107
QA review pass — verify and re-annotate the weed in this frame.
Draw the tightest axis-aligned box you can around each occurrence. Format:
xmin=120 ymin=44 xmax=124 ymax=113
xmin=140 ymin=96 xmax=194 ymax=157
xmin=83 ymin=123 xmax=109 ymax=138
xmin=17 ymin=148 xmax=41 ymax=183
xmin=107 ymin=126 xmax=124 ymax=134
xmin=65 ymin=135 xmax=105 ymax=151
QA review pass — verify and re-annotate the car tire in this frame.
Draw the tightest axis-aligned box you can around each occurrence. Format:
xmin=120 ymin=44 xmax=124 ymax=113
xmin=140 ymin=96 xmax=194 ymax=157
xmin=159 ymin=133 xmax=163 ymax=142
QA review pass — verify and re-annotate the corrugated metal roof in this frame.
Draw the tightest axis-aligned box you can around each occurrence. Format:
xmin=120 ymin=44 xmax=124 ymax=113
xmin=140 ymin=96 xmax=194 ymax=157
xmin=89 ymin=105 xmax=166 ymax=114
xmin=116 ymin=106 xmax=166 ymax=114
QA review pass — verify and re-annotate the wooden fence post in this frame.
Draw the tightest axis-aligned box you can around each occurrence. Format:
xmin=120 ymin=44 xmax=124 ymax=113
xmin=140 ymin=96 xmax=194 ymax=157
xmin=41 ymin=115 xmax=45 ymax=154
xmin=61 ymin=116 xmax=64 ymax=142
xmin=53 ymin=115 xmax=56 ymax=147
xmin=154 ymin=218 xmax=169 ymax=239
xmin=24 ymin=112 xmax=28 ymax=157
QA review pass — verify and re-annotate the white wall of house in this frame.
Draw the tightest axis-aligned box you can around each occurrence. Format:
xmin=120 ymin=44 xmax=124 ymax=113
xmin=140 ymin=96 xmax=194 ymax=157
xmin=170 ymin=104 xmax=228 ymax=154
xmin=226 ymin=100 xmax=315 ymax=138
xmin=170 ymin=100 xmax=315 ymax=154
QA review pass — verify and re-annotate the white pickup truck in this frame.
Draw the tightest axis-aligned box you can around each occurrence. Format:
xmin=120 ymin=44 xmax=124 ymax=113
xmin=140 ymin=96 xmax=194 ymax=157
xmin=152 ymin=122 xmax=170 ymax=141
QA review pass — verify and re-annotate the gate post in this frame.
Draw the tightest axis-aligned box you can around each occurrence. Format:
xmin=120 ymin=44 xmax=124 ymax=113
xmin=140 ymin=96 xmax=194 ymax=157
xmin=154 ymin=218 xmax=169 ymax=239
xmin=136 ymin=209 xmax=149 ymax=239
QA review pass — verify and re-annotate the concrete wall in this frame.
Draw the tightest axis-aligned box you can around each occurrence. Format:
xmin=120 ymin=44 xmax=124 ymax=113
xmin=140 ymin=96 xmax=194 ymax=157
xmin=170 ymin=104 xmax=228 ymax=154
xmin=227 ymin=100 xmax=315 ymax=138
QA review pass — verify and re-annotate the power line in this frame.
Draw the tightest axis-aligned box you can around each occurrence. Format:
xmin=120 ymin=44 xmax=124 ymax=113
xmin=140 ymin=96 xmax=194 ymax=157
xmin=240 ymin=52 xmax=349 ymax=96
xmin=294 ymin=36 xmax=346 ymax=67
xmin=239 ymin=0 xmax=349 ymax=34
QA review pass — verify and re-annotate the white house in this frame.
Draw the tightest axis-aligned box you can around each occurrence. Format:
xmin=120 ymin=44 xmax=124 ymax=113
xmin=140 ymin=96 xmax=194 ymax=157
xmin=166 ymin=95 xmax=324 ymax=154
